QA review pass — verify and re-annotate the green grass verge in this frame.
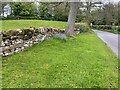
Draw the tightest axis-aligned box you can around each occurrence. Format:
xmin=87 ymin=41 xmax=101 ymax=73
xmin=1 ymin=20 xmax=67 ymax=31
xmin=2 ymin=33 xmax=118 ymax=88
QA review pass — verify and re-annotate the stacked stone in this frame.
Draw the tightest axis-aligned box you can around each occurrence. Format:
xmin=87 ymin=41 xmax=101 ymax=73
xmin=0 ymin=34 xmax=46 ymax=57
xmin=0 ymin=27 xmax=65 ymax=57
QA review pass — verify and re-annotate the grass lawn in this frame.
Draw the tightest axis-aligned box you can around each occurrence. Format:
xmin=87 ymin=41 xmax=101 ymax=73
xmin=1 ymin=20 xmax=67 ymax=31
xmin=1 ymin=20 xmax=119 ymax=88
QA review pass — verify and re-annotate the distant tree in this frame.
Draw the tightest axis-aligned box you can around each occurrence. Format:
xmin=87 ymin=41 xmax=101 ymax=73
xmin=52 ymin=3 xmax=69 ymax=21
xmin=0 ymin=2 xmax=8 ymax=17
xmin=85 ymin=1 xmax=92 ymax=26
xmin=80 ymin=0 xmax=103 ymax=25
xmin=104 ymin=3 xmax=115 ymax=25
xmin=92 ymin=2 xmax=119 ymax=25
xmin=116 ymin=2 xmax=120 ymax=25
xmin=38 ymin=2 xmax=69 ymax=21
xmin=38 ymin=3 xmax=51 ymax=20
xmin=91 ymin=9 xmax=105 ymax=25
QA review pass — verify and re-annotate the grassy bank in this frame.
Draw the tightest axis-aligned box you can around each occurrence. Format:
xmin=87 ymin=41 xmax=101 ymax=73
xmin=1 ymin=20 xmax=67 ymax=31
xmin=2 ymin=33 xmax=118 ymax=88
xmin=1 ymin=20 xmax=118 ymax=88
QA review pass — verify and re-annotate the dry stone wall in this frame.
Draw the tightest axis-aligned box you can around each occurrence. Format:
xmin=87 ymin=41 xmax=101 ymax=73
xmin=0 ymin=27 xmax=65 ymax=57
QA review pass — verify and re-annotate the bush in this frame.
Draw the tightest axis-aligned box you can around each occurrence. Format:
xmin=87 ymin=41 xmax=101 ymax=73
xmin=92 ymin=25 xmax=113 ymax=30
xmin=2 ymin=15 xmax=17 ymax=20
xmin=75 ymin=23 xmax=90 ymax=33
xmin=117 ymin=26 xmax=120 ymax=33
xmin=92 ymin=25 xmax=119 ymax=34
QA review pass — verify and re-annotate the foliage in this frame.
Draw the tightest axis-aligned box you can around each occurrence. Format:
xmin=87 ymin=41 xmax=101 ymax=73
xmin=92 ymin=25 xmax=112 ymax=30
xmin=1 ymin=1 xmax=119 ymax=25
xmin=92 ymin=25 xmax=120 ymax=34
xmin=117 ymin=26 xmax=120 ymax=33
xmin=52 ymin=3 xmax=69 ymax=21
xmin=11 ymin=2 xmax=36 ymax=16
xmin=92 ymin=3 xmax=119 ymax=26
xmin=38 ymin=3 xmax=52 ymax=20
xmin=7 ymin=2 xmax=84 ymax=22
xmin=75 ymin=23 xmax=90 ymax=33
xmin=2 ymin=15 xmax=17 ymax=20
xmin=38 ymin=2 xmax=70 ymax=21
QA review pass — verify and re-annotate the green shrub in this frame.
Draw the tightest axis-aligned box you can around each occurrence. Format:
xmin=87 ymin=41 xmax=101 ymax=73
xmin=92 ymin=25 xmax=112 ymax=30
xmin=117 ymin=26 xmax=120 ymax=32
xmin=2 ymin=15 xmax=17 ymax=20
xmin=75 ymin=23 xmax=90 ymax=33
xmin=92 ymin=25 xmax=119 ymax=34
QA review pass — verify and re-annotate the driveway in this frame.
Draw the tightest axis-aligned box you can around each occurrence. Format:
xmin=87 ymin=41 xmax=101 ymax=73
xmin=93 ymin=30 xmax=119 ymax=58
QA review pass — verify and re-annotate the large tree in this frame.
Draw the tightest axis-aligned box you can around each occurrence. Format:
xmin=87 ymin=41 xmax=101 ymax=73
xmin=65 ymin=2 xmax=78 ymax=36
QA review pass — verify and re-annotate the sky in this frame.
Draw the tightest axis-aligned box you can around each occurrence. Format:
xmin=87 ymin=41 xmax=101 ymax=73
xmin=113 ymin=0 xmax=120 ymax=2
xmin=109 ymin=0 xmax=120 ymax=3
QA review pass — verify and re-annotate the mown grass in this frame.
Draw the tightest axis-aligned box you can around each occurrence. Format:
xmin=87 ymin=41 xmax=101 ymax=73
xmin=2 ymin=33 xmax=118 ymax=88
xmin=1 ymin=20 xmax=119 ymax=88
xmin=0 ymin=20 xmax=67 ymax=31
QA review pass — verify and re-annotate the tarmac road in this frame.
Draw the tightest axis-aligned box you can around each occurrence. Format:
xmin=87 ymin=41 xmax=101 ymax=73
xmin=93 ymin=30 xmax=119 ymax=58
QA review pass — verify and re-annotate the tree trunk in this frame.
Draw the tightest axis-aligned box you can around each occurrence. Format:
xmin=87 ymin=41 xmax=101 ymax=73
xmin=86 ymin=1 xmax=92 ymax=26
xmin=65 ymin=2 xmax=78 ymax=36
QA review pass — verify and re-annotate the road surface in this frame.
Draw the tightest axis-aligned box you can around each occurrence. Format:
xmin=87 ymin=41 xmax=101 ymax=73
xmin=93 ymin=30 xmax=119 ymax=58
